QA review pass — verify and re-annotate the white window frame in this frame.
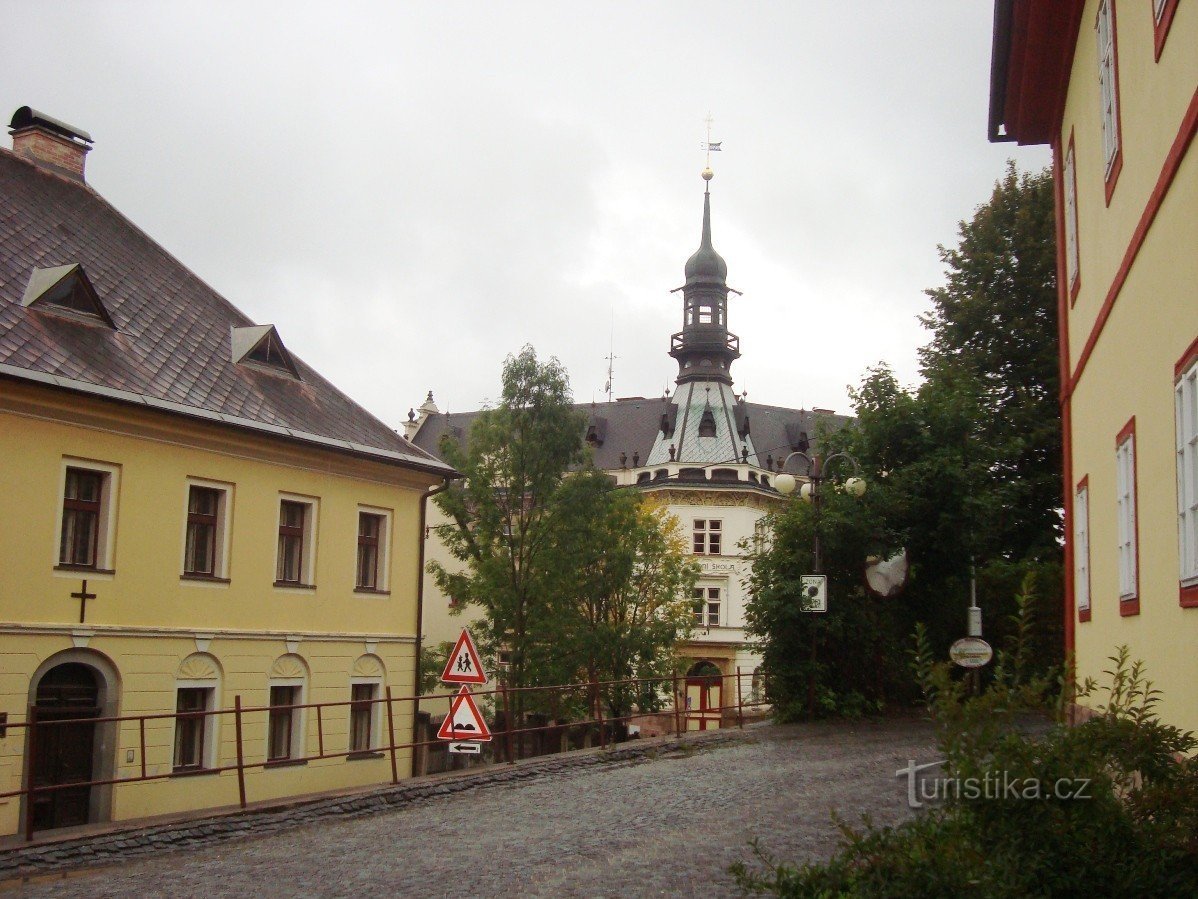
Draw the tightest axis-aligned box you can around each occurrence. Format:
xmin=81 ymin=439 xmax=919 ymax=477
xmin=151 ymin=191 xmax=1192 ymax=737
xmin=1096 ymin=0 xmax=1120 ymax=178
xmin=275 ymin=493 xmax=318 ymax=588
xmin=348 ymin=678 xmax=383 ymax=753
xmin=1074 ymin=482 xmax=1091 ymax=614
xmin=692 ymin=519 xmax=722 ymax=555
xmin=1064 ymin=141 xmax=1080 ymax=291
xmin=266 ymin=678 xmax=306 ymax=761
xmin=173 ymin=680 xmax=219 ymax=771
xmin=1116 ymin=431 xmax=1138 ymax=600
xmin=181 ymin=478 xmax=233 ymax=581
xmin=55 ymin=457 xmax=120 ymax=573
xmin=355 ymin=505 xmax=392 ymax=593
xmin=1177 ymin=360 xmax=1198 ymax=586
xmin=692 ymin=585 xmax=722 ymax=628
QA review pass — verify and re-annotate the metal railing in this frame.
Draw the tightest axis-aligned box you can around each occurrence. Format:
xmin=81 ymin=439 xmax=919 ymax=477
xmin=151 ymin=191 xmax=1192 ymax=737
xmin=1 ymin=669 xmax=770 ymax=841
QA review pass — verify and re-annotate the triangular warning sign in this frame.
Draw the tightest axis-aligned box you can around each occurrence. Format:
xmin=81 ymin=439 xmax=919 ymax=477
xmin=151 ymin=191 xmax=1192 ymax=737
xmin=440 ymin=628 xmax=487 ymax=685
xmin=436 ymin=686 xmax=493 ymax=742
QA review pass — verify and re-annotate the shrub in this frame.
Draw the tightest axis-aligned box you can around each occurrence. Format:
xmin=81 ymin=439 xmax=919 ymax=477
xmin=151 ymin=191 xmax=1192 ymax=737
xmin=731 ymin=583 xmax=1198 ymax=897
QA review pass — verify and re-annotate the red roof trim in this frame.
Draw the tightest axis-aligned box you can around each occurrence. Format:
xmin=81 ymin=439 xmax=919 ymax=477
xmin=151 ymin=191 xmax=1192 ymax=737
xmin=990 ymin=0 xmax=1086 ymax=145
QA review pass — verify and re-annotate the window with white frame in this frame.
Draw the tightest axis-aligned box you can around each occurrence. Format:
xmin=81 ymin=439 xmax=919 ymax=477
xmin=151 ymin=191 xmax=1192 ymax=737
xmin=1096 ymin=0 xmax=1120 ymax=178
xmin=1074 ymin=482 xmax=1091 ymax=614
xmin=57 ymin=460 xmax=119 ymax=571
xmin=267 ymin=682 xmax=304 ymax=761
xmin=692 ymin=586 xmax=721 ymax=627
xmin=349 ymin=681 xmax=381 ymax=752
xmin=182 ymin=480 xmax=232 ymax=579
xmin=1116 ymin=431 xmax=1137 ymax=599
xmin=275 ymin=495 xmax=317 ymax=586
xmin=1064 ymin=142 xmax=1080 ymax=290
xmin=693 ymin=519 xmax=722 ymax=555
xmin=1177 ymin=360 xmax=1198 ymax=584
xmin=173 ymin=685 xmax=216 ymax=771
xmin=355 ymin=508 xmax=391 ymax=592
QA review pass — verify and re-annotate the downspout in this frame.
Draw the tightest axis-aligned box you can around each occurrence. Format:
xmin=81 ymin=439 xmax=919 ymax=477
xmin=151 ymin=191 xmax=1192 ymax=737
xmin=412 ymin=475 xmax=453 ymax=771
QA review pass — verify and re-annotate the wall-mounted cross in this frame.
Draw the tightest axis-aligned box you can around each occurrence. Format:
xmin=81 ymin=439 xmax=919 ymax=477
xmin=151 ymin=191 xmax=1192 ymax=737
xmin=70 ymin=579 xmax=97 ymax=624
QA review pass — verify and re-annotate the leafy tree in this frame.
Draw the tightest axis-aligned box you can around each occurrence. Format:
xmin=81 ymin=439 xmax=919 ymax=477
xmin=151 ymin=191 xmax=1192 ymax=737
xmin=546 ymin=484 xmax=698 ymax=725
xmin=747 ymin=164 xmax=1062 ymax=717
xmin=428 ymin=346 xmax=695 ymax=740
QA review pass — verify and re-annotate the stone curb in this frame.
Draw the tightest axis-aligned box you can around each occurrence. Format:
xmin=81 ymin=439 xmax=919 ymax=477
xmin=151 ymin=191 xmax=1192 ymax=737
xmin=0 ymin=725 xmax=759 ymax=882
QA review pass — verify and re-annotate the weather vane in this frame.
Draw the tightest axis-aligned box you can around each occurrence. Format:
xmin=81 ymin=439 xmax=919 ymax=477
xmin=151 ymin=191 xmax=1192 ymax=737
xmin=701 ymin=113 xmax=722 ymax=180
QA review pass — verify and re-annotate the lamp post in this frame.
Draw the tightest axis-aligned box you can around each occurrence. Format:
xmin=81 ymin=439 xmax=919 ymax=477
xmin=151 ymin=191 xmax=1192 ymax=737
xmin=774 ymin=451 xmax=866 ymax=716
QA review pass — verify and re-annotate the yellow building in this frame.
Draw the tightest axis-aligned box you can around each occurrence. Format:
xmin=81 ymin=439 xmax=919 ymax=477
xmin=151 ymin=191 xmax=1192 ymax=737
xmin=0 ymin=108 xmax=453 ymax=838
xmin=989 ymin=2 xmax=1197 ymax=729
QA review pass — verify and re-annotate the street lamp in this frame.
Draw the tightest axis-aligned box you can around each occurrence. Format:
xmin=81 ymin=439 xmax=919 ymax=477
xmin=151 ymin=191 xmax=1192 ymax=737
xmin=774 ymin=450 xmax=866 ymax=717
xmin=775 ymin=451 xmax=866 ymax=575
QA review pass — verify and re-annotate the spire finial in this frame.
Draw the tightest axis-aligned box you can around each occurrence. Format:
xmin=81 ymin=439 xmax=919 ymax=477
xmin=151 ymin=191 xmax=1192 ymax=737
xmin=701 ymin=113 xmax=720 ymax=190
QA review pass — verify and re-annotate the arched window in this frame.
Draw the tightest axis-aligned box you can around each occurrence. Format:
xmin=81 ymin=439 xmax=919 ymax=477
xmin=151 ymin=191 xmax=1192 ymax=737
xmin=267 ymin=654 xmax=310 ymax=762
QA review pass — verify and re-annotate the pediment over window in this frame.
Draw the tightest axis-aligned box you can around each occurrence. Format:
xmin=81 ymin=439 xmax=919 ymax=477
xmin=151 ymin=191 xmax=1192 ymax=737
xmin=21 ymin=263 xmax=115 ymax=327
xmin=231 ymin=324 xmax=299 ymax=379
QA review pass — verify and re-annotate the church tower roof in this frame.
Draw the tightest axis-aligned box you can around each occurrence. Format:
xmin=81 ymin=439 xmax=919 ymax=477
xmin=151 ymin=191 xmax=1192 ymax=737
xmin=669 ymin=169 xmax=740 ymax=387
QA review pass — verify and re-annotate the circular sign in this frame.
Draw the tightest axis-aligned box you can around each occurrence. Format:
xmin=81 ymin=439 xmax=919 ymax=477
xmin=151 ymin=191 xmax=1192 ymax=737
xmin=949 ymin=637 xmax=993 ymax=668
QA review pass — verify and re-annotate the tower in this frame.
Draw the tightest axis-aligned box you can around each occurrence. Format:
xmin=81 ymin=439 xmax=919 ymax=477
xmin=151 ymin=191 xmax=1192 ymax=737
xmin=668 ymin=168 xmax=740 ymax=386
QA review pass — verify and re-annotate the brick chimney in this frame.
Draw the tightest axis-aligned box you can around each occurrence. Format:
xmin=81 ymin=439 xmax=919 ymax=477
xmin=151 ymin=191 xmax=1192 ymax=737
xmin=9 ymin=107 xmax=92 ymax=182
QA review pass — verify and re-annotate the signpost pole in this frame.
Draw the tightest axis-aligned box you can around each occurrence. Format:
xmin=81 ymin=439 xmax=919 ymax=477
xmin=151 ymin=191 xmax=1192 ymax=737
xmin=385 ymin=686 xmax=399 ymax=784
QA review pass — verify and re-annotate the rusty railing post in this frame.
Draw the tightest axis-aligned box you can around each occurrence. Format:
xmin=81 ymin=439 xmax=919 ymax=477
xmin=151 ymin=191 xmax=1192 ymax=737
xmin=672 ymin=673 xmax=682 ymax=736
xmin=24 ymin=704 xmax=38 ymax=841
xmin=595 ymin=679 xmax=605 ymax=750
xmin=385 ymin=686 xmax=399 ymax=784
xmin=736 ymin=667 xmax=744 ymax=729
xmin=234 ymin=695 xmax=247 ymax=809
xmin=139 ymin=716 xmax=147 ymax=778
xmin=316 ymin=702 xmax=324 ymax=759
xmin=500 ymin=679 xmax=514 ymax=765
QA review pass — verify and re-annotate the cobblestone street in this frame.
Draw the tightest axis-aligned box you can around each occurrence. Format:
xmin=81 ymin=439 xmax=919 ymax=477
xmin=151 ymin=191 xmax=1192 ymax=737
xmin=9 ymin=718 xmax=935 ymax=898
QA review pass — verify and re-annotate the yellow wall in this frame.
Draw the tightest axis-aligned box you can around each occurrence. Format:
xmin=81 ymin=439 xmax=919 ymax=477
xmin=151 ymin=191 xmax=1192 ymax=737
xmin=1062 ymin=0 xmax=1198 ymax=731
xmin=0 ymin=381 xmax=442 ymax=835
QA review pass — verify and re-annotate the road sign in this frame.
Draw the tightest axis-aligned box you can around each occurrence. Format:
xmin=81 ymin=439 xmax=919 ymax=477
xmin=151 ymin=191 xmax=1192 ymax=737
xmin=440 ymin=628 xmax=487 ymax=685
xmin=448 ymin=742 xmax=482 ymax=755
xmin=800 ymin=575 xmax=827 ymax=612
xmin=949 ymin=637 xmax=993 ymax=668
xmin=437 ymin=686 xmax=493 ymax=742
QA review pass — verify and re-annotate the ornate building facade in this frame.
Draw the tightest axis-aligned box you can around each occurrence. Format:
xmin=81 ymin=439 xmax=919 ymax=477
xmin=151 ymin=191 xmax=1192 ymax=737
xmin=410 ymin=169 xmax=848 ymax=727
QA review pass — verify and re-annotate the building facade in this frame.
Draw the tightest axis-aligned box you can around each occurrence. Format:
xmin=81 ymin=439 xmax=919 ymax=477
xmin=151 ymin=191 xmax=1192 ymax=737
xmin=410 ymin=169 xmax=848 ymax=726
xmin=989 ymin=2 xmax=1197 ymax=729
xmin=0 ymin=108 xmax=453 ymax=837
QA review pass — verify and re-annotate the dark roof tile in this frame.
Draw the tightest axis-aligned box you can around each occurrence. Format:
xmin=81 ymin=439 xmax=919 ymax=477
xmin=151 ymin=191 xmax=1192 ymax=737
xmin=0 ymin=148 xmax=449 ymax=475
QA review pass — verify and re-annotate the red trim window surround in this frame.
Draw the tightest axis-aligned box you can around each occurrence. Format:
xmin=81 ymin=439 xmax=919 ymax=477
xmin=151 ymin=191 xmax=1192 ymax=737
xmin=1153 ymin=0 xmax=1179 ymax=61
xmin=1177 ymin=337 xmax=1198 ymax=607
xmin=1064 ymin=130 xmax=1081 ymax=305
xmin=1075 ymin=476 xmax=1093 ymax=622
xmin=1116 ymin=417 xmax=1140 ymax=616
xmin=1096 ymin=0 xmax=1123 ymax=205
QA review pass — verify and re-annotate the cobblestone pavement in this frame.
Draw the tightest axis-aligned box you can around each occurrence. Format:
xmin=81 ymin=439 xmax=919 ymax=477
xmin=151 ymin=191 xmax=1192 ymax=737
xmin=10 ymin=718 xmax=935 ymax=898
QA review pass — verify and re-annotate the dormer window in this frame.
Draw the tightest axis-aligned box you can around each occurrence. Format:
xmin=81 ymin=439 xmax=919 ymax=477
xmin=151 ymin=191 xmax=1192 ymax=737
xmin=21 ymin=264 xmax=114 ymax=327
xmin=231 ymin=325 xmax=300 ymax=379
xmin=698 ymin=407 xmax=717 ymax=438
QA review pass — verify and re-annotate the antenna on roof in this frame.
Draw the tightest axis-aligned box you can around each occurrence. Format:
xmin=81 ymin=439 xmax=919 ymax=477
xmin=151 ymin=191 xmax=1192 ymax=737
xmin=603 ymin=309 xmax=616 ymax=403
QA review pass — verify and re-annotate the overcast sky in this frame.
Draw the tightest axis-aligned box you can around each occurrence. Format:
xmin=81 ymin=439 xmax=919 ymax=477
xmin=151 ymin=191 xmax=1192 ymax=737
xmin=2 ymin=1 xmax=1049 ymax=424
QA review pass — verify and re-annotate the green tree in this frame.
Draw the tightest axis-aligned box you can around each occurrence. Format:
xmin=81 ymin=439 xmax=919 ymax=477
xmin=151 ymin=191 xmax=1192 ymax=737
xmin=747 ymin=164 xmax=1062 ymax=717
xmin=547 ymin=485 xmax=698 ymax=725
xmin=429 ymin=346 xmax=587 ymax=715
xmin=428 ymin=346 xmax=695 ymax=739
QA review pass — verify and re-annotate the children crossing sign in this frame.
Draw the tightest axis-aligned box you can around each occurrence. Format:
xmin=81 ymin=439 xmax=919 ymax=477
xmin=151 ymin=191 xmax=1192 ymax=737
xmin=436 ymin=686 xmax=493 ymax=742
xmin=440 ymin=628 xmax=487 ymax=685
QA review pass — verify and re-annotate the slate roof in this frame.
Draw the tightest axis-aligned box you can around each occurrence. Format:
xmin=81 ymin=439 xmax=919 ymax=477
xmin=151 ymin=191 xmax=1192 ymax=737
xmin=0 ymin=147 xmax=451 ymax=476
xmin=410 ymin=393 xmax=850 ymax=476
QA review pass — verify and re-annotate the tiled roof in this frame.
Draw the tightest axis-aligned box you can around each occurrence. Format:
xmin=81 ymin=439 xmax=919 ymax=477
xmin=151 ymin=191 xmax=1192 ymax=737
xmin=0 ymin=148 xmax=451 ymax=476
xmin=411 ymin=393 xmax=850 ymax=474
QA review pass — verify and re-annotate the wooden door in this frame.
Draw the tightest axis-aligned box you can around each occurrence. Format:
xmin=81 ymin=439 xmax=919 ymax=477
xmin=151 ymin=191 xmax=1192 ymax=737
xmin=31 ymin=664 xmax=99 ymax=831
xmin=685 ymin=662 xmax=723 ymax=731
